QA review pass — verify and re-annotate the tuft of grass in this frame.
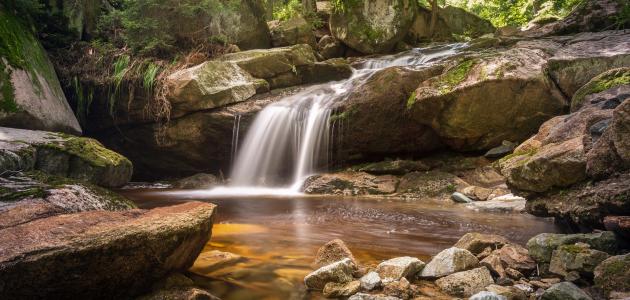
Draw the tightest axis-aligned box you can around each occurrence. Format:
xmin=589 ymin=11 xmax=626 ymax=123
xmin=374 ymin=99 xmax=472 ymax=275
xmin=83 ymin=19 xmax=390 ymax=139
xmin=109 ymin=54 xmax=130 ymax=116
xmin=406 ymin=91 xmax=417 ymax=109
xmin=143 ymin=62 xmax=161 ymax=94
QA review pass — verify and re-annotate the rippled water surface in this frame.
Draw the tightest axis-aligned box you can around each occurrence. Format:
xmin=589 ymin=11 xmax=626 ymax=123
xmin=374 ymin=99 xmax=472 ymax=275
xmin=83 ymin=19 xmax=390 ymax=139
xmin=122 ymin=189 xmax=561 ymax=299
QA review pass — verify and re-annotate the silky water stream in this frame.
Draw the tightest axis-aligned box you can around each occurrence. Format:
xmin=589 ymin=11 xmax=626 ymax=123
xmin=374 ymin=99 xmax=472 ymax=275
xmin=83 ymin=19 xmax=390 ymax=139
xmin=121 ymin=45 xmax=562 ymax=299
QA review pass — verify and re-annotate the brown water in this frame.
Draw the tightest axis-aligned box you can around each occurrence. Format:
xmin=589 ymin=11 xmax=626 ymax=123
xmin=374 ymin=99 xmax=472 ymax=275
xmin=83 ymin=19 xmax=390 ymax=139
xmin=122 ymin=189 xmax=562 ymax=300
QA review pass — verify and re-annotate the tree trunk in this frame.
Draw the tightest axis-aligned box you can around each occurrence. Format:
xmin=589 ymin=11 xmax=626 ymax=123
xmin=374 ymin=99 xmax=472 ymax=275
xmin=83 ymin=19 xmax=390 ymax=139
xmin=302 ymin=0 xmax=317 ymax=14
xmin=429 ymin=0 xmax=438 ymax=37
xmin=266 ymin=0 xmax=274 ymax=21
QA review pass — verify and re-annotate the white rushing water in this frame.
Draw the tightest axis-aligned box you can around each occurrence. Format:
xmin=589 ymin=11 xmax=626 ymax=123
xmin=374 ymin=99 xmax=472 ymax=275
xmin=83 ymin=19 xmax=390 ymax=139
xmin=208 ymin=44 xmax=464 ymax=196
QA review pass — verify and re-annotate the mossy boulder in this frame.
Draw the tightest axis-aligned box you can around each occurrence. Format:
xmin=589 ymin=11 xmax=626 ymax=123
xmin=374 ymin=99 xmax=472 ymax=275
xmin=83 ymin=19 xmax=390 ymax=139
xmin=593 ymin=254 xmax=630 ymax=297
xmin=526 ymin=232 xmax=617 ymax=263
xmin=437 ymin=6 xmax=495 ymax=38
xmin=354 ymin=159 xmax=431 ymax=175
xmin=0 ymin=127 xmax=132 ymax=188
xmin=409 ymin=47 xmax=567 ymax=151
xmin=166 ymin=61 xmax=258 ymax=117
xmin=571 ymin=68 xmax=630 ymax=112
xmin=330 ymin=0 xmax=417 ymax=54
xmin=268 ymin=16 xmax=316 ymax=48
xmin=549 ymin=243 xmax=609 ymax=281
xmin=233 ymin=0 xmax=272 ymax=50
xmin=0 ymin=10 xmax=81 ymax=134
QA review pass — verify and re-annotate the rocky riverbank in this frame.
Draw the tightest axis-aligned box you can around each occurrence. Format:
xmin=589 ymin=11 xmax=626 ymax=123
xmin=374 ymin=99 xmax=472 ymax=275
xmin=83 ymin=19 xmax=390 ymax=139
xmin=302 ymin=233 xmax=628 ymax=299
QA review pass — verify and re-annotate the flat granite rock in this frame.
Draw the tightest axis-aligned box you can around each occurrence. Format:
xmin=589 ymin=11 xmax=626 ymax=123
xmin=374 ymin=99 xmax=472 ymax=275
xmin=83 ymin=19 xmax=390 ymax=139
xmin=0 ymin=202 xmax=216 ymax=299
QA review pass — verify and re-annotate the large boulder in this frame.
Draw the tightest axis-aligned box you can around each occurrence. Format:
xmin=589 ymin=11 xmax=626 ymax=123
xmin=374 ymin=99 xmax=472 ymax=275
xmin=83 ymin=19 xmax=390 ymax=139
xmin=330 ymin=0 xmax=417 ymax=54
xmin=594 ymin=254 xmax=630 ymax=297
xmin=0 ymin=127 xmax=132 ymax=188
xmin=526 ymin=232 xmax=617 ymax=263
xmin=437 ymin=6 xmax=495 ymax=37
xmin=541 ymin=282 xmax=592 ymax=300
xmin=314 ymin=239 xmax=357 ymax=268
xmin=453 ymin=233 xmax=511 ymax=256
xmin=549 ymin=243 xmax=609 ymax=281
xmin=165 ymin=61 xmax=259 ymax=117
xmin=233 ymin=0 xmax=272 ymax=50
xmin=376 ymin=256 xmax=425 ymax=282
xmin=268 ymin=16 xmax=317 ymax=48
xmin=304 ymin=258 xmax=357 ymax=290
xmin=408 ymin=47 xmax=567 ymax=151
xmin=498 ymin=84 xmax=626 ymax=193
xmin=0 ymin=10 xmax=81 ymax=134
xmin=406 ymin=6 xmax=452 ymax=43
xmin=332 ymin=66 xmax=445 ymax=161
xmin=0 ymin=202 xmax=216 ymax=299
xmin=546 ymin=31 xmax=630 ymax=98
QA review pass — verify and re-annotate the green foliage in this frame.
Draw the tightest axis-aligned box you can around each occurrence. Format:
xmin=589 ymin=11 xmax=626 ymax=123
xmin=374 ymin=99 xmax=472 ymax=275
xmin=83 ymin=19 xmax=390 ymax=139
xmin=613 ymin=1 xmax=630 ymax=29
xmin=143 ymin=62 xmax=161 ymax=94
xmin=72 ymin=76 xmax=94 ymax=126
xmin=272 ymin=0 xmax=324 ymax=28
xmin=448 ymin=0 xmax=583 ymax=27
xmin=437 ymin=58 xmax=476 ymax=94
xmin=330 ymin=0 xmax=361 ymax=12
xmin=98 ymin=0 xmax=241 ymax=56
xmin=109 ymin=55 xmax=130 ymax=115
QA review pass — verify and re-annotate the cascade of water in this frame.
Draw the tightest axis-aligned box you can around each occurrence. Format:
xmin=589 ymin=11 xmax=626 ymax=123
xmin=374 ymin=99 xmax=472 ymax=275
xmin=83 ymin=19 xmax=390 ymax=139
xmin=219 ymin=44 xmax=465 ymax=193
xmin=230 ymin=114 xmax=242 ymax=164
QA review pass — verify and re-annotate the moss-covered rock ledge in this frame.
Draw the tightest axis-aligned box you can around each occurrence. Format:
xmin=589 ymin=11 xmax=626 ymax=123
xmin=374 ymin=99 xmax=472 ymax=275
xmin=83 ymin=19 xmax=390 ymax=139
xmin=0 ymin=126 xmax=132 ymax=188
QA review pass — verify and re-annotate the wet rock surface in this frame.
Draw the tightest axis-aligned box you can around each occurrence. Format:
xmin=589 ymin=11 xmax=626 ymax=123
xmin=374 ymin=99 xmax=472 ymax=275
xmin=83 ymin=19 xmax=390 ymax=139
xmin=0 ymin=202 xmax=216 ymax=299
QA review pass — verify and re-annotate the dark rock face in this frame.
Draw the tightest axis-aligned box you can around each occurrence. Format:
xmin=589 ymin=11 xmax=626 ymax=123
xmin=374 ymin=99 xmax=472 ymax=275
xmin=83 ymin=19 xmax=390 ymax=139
xmin=0 ymin=202 xmax=215 ymax=299
xmin=332 ymin=66 xmax=445 ymax=162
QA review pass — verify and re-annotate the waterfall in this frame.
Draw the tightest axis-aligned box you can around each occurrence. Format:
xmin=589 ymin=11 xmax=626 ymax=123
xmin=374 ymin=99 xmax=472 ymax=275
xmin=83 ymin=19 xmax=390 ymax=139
xmin=212 ymin=44 xmax=465 ymax=195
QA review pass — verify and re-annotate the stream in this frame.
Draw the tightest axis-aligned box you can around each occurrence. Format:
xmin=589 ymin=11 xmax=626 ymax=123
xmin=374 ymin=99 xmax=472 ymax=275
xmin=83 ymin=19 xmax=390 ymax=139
xmin=122 ymin=189 xmax=561 ymax=299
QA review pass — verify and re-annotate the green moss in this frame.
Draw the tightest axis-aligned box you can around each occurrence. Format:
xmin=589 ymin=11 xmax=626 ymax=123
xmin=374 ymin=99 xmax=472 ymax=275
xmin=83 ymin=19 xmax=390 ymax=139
xmin=406 ymin=91 xmax=417 ymax=109
xmin=559 ymin=244 xmax=586 ymax=254
xmin=436 ymin=59 xmax=477 ymax=94
xmin=43 ymin=134 xmax=130 ymax=168
xmin=0 ymin=62 xmax=18 ymax=113
xmin=572 ymin=68 xmax=630 ymax=111
xmin=0 ymin=186 xmax=46 ymax=202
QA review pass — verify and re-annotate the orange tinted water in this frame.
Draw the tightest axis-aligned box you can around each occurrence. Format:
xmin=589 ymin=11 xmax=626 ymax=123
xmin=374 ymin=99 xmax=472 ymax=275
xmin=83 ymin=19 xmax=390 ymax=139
xmin=122 ymin=189 xmax=562 ymax=299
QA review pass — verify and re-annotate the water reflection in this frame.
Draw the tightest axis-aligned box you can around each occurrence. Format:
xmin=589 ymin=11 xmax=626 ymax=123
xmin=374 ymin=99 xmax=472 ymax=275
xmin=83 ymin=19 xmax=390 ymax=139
xmin=123 ymin=189 xmax=562 ymax=299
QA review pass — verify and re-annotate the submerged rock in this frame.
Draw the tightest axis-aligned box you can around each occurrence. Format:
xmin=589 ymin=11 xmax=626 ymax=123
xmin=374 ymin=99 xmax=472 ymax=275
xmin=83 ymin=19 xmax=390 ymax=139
xmin=526 ymin=232 xmax=617 ymax=263
xmin=330 ymin=0 xmax=417 ymax=54
xmin=0 ymin=127 xmax=132 ymax=188
xmin=540 ymin=282 xmax=592 ymax=300
xmin=420 ymin=247 xmax=479 ymax=278
xmin=435 ymin=266 xmax=495 ymax=297
xmin=0 ymin=202 xmax=216 ymax=299
xmin=376 ymin=256 xmax=425 ymax=282
xmin=189 ymin=250 xmax=243 ymax=273
xmin=304 ymin=258 xmax=357 ymax=290
xmin=0 ymin=10 xmax=81 ymax=134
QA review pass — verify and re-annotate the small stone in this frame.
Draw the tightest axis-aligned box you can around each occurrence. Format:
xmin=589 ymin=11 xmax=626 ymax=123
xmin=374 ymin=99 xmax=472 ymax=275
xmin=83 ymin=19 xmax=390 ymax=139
xmin=541 ymin=282 xmax=593 ymax=300
xmin=376 ymin=256 xmax=425 ymax=282
xmin=513 ymin=283 xmax=534 ymax=295
xmin=348 ymin=293 xmax=402 ymax=300
xmin=481 ymin=252 xmax=506 ymax=278
xmin=435 ymin=267 xmax=495 ymax=298
xmin=452 ymin=192 xmax=474 ymax=203
xmin=610 ymin=292 xmax=630 ymax=300
xmin=304 ymin=258 xmax=357 ymax=290
xmin=191 ymin=250 xmax=243 ymax=273
xmin=540 ymin=278 xmax=561 ymax=285
xmin=468 ymin=194 xmax=526 ymax=213
xmin=496 ymin=277 xmax=513 ymax=286
xmin=497 ymin=244 xmax=536 ymax=273
xmin=420 ymin=247 xmax=479 ymax=278
xmin=383 ymin=278 xmax=412 ymax=299
xmin=360 ymin=271 xmax=381 ymax=291
xmin=455 ymin=233 xmax=510 ymax=255
xmin=477 ymin=247 xmax=494 ymax=260
xmin=484 ymin=141 xmax=517 ymax=158
xmin=323 ymin=280 xmax=361 ymax=298
xmin=462 ymin=186 xmax=494 ymax=201
xmin=530 ymin=280 xmax=551 ymax=289
xmin=486 ymin=284 xmax=527 ymax=300
xmin=506 ymin=268 xmax=524 ymax=279
xmin=470 ymin=291 xmax=507 ymax=300
xmin=315 ymin=239 xmax=357 ymax=268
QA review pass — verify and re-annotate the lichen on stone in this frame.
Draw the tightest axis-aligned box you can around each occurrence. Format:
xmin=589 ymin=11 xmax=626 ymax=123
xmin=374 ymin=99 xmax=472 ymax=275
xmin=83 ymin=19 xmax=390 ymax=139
xmin=436 ymin=58 xmax=477 ymax=94
xmin=571 ymin=67 xmax=630 ymax=111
